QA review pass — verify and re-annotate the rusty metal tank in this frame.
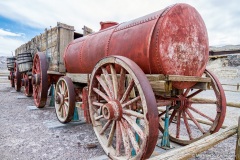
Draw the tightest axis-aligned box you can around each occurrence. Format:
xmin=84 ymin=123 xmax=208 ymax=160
xmin=64 ymin=3 xmax=209 ymax=89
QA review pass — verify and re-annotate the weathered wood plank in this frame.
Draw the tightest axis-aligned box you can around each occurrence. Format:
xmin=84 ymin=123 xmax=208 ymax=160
xmin=191 ymin=97 xmax=240 ymax=109
xmin=167 ymin=75 xmax=211 ymax=82
xmin=149 ymin=125 xmax=238 ymax=160
xmin=236 ymin=117 xmax=240 ymax=160
xmin=150 ymin=81 xmax=172 ymax=92
xmin=66 ymin=73 xmax=89 ymax=83
xmin=15 ymin=22 xmax=75 ymax=73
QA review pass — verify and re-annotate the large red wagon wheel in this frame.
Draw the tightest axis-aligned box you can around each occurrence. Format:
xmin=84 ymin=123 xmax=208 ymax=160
xmin=22 ymin=74 xmax=33 ymax=97
xmin=158 ymin=69 xmax=226 ymax=145
xmin=10 ymin=71 xmax=15 ymax=88
xmin=14 ymin=62 xmax=21 ymax=91
xmin=32 ymin=52 xmax=48 ymax=108
xmin=89 ymin=56 xmax=158 ymax=160
xmin=55 ymin=76 xmax=75 ymax=123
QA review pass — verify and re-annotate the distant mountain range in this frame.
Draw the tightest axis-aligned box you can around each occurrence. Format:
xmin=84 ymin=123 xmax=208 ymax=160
xmin=210 ymin=45 xmax=240 ymax=52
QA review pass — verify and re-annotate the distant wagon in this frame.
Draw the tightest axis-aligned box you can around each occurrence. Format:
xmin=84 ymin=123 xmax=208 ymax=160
xmin=9 ymin=3 xmax=226 ymax=159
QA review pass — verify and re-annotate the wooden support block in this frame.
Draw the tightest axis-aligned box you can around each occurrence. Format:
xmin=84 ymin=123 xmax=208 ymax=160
xmin=149 ymin=125 xmax=238 ymax=160
xmin=150 ymin=81 xmax=171 ymax=93
xmin=236 ymin=117 xmax=240 ymax=160
xmin=66 ymin=73 xmax=89 ymax=83
xmin=191 ymin=82 xmax=209 ymax=90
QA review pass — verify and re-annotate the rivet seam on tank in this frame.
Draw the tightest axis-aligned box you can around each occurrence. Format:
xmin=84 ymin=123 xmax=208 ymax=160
xmin=79 ymin=40 xmax=86 ymax=70
xmin=106 ymin=25 xmax=120 ymax=57
xmin=115 ymin=15 xmax=160 ymax=32
xmin=154 ymin=6 xmax=173 ymax=73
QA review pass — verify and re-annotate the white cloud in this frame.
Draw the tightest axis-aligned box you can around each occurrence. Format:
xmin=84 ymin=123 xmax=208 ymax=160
xmin=0 ymin=36 xmax=25 ymax=56
xmin=0 ymin=28 xmax=23 ymax=37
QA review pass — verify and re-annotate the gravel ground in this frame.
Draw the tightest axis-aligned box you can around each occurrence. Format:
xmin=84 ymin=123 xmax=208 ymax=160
xmin=0 ymin=57 xmax=239 ymax=159
xmin=0 ymin=80 xmax=239 ymax=160
xmin=0 ymin=83 xmax=105 ymax=160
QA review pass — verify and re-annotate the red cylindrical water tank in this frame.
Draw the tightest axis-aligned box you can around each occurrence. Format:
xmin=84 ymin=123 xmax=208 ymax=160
xmin=64 ymin=3 xmax=209 ymax=89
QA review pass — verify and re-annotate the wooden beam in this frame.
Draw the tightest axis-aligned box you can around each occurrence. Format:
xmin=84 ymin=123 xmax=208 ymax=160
xmin=191 ymin=97 xmax=240 ymax=109
xmin=236 ymin=117 xmax=240 ymax=160
xmin=167 ymin=75 xmax=211 ymax=82
xmin=149 ymin=125 xmax=238 ymax=160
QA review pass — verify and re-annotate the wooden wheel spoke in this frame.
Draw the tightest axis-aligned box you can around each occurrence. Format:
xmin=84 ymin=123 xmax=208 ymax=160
xmin=96 ymin=75 xmax=112 ymax=99
xmin=116 ymin=121 xmax=122 ymax=156
xmin=118 ymin=68 xmax=126 ymax=100
xmin=169 ymin=109 xmax=177 ymax=126
xmin=107 ymin=120 xmax=116 ymax=147
xmin=185 ymin=109 xmax=205 ymax=133
xmin=187 ymin=89 xmax=203 ymax=98
xmin=93 ymin=87 xmax=110 ymax=102
xmin=95 ymin=115 xmax=104 ymax=121
xmin=60 ymin=104 xmax=64 ymax=117
xmin=176 ymin=110 xmax=182 ymax=138
xmin=120 ymin=79 xmax=135 ymax=103
xmin=110 ymin=64 xmax=118 ymax=100
xmin=92 ymin=102 xmax=104 ymax=107
xmin=59 ymin=84 xmax=64 ymax=94
xmin=183 ymin=88 xmax=190 ymax=97
xmin=123 ymin=109 xmax=144 ymax=119
xmin=158 ymin=106 xmax=173 ymax=118
xmin=122 ymin=119 xmax=140 ymax=154
xmin=119 ymin=121 xmax=131 ymax=158
xmin=64 ymin=97 xmax=69 ymax=100
xmin=64 ymin=101 xmax=69 ymax=108
xmin=123 ymin=115 xmax=144 ymax=140
xmin=58 ymin=103 xmax=63 ymax=112
xmin=190 ymin=98 xmax=217 ymax=104
xmin=102 ymin=67 xmax=114 ymax=99
xmin=158 ymin=110 xmax=166 ymax=117
xmin=122 ymin=96 xmax=141 ymax=108
xmin=62 ymin=81 xmax=65 ymax=94
xmin=189 ymin=106 xmax=215 ymax=122
xmin=100 ymin=120 xmax=112 ymax=135
xmin=64 ymin=104 xmax=68 ymax=116
xmin=182 ymin=111 xmax=193 ymax=140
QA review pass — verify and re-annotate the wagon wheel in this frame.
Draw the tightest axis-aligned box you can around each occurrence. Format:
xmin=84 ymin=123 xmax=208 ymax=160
xmin=89 ymin=56 xmax=158 ymax=159
xmin=55 ymin=76 xmax=75 ymax=123
xmin=32 ymin=52 xmax=48 ymax=108
xmin=23 ymin=74 xmax=33 ymax=97
xmin=158 ymin=69 xmax=226 ymax=145
xmin=14 ymin=62 xmax=21 ymax=91
xmin=10 ymin=71 xmax=15 ymax=88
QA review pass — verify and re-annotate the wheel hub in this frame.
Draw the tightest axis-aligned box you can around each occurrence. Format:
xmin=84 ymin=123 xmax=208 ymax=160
xmin=178 ymin=95 xmax=191 ymax=110
xmin=102 ymin=100 xmax=123 ymax=121
xmin=56 ymin=93 xmax=64 ymax=105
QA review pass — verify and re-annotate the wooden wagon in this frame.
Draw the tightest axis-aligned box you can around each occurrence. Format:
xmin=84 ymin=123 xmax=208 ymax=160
xmin=10 ymin=3 xmax=227 ymax=159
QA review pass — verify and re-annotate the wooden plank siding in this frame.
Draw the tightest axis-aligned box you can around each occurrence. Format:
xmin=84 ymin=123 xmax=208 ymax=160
xmin=15 ymin=22 xmax=77 ymax=73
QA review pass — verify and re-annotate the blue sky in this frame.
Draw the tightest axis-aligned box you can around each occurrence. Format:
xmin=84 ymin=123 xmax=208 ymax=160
xmin=0 ymin=0 xmax=239 ymax=56
xmin=0 ymin=15 xmax=42 ymax=40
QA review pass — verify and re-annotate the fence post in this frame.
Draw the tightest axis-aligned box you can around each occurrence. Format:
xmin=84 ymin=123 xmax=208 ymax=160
xmin=236 ymin=117 xmax=240 ymax=160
